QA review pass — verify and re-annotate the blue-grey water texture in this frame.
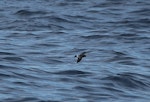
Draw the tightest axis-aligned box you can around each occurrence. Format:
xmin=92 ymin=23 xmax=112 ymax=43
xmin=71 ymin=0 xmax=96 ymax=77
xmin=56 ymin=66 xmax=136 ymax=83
xmin=0 ymin=0 xmax=150 ymax=102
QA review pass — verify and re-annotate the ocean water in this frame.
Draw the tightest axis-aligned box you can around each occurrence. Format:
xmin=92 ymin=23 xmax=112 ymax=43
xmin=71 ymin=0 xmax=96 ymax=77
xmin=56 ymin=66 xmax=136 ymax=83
xmin=0 ymin=0 xmax=150 ymax=102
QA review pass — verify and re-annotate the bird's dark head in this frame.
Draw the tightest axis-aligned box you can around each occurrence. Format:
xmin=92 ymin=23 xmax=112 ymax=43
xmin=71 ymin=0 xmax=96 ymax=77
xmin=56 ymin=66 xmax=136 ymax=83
xmin=74 ymin=55 xmax=77 ymax=57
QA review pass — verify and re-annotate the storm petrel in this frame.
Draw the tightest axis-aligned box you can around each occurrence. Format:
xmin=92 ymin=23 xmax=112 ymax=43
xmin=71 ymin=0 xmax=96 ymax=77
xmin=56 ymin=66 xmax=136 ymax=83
xmin=75 ymin=52 xmax=86 ymax=63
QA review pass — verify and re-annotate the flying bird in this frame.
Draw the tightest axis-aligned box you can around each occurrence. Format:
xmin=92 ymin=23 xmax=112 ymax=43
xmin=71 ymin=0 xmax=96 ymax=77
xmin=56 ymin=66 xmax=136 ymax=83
xmin=75 ymin=52 xmax=86 ymax=63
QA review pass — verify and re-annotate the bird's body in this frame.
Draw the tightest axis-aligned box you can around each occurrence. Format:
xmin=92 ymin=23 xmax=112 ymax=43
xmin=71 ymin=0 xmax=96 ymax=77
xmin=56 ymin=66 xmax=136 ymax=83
xmin=75 ymin=52 xmax=86 ymax=63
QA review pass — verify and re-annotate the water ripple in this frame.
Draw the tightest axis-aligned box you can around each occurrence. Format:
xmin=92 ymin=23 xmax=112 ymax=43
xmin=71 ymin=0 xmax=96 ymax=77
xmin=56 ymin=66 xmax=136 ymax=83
xmin=0 ymin=0 xmax=150 ymax=101
xmin=102 ymin=72 xmax=150 ymax=90
xmin=54 ymin=70 xmax=92 ymax=76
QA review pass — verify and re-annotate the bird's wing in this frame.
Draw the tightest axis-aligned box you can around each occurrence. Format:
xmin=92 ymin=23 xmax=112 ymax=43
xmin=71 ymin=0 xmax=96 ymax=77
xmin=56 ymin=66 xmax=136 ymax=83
xmin=81 ymin=51 xmax=92 ymax=55
xmin=81 ymin=52 xmax=86 ymax=55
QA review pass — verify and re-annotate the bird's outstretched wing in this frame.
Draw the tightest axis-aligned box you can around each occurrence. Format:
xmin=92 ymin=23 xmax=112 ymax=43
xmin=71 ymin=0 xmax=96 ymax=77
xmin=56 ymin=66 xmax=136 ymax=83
xmin=80 ymin=52 xmax=86 ymax=56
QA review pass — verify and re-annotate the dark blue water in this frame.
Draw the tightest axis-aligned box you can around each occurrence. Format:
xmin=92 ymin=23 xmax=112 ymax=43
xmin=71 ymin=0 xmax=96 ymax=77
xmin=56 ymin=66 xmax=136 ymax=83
xmin=0 ymin=0 xmax=150 ymax=102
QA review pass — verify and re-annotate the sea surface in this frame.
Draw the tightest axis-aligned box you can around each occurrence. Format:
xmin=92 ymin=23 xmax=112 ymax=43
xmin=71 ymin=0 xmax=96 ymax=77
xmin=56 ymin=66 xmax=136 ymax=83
xmin=0 ymin=0 xmax=150 ymax=102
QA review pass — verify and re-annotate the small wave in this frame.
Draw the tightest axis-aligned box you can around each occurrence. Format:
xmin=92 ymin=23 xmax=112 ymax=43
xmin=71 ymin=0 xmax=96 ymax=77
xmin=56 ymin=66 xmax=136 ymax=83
xmin=101 ymin=86 xmax=124 ymax=93
xmin=110 ymin=50 xmax=126 ymax=56
xmin=3 ymin=57 xmax=24 ymax=62
xmin=25 ymin=51 xmax=44 ymax=55
xmin=12 ymin=72 xmax=40 ymax=80
xmin=81 ymin=35 xmax=109 ymax=40
xmin=3 ymin=97 xmax=39 ymax=102
xmin=0 ymin=73 xmax=12 ymax=78
xmin=48 ymin=15 xmax=76 ymax=24
xmin=54 ymin=70 xmax=91 ymax=76
xmin=0 ymin=65 xmax=18 ymax=70
xmin=129 ymin=8 xmax=150 ymax=16
xmin=43 ymin=57 xmax=64 ymax=64
xmin=118 ymin=18 xmax=150 ymax=28
xmin=118 ymin=60 xmax=138 ymax=66
xmin=119 ymin=33 xmax=139 ymax=37
xmin=106 ymin=50 xmax=137 ymax=65
xmin=13 ymin=81 xmax=30 ymax=86
xmin=102 ymin=72 xmax=150 ymax=90
xmin=46 ymin=59 xmax=64 ymax=64
xmin=108 ymin=56 xmax=135 ymax=62
xmin=65 ymin=15 xmax=95 ymax=20
xmin=73 ymin=86 xmax=94 ymax=91
xmin=0 ymin=52 xmax=16 ymax=55
xmin=15 ymin=10 xmax=47 ymax=16
xmin=3 ymin=97 xmax=60 ymax=102
xmin=36 ymin=43 xmax=61 ymax=47
xmin=92 ymin=0 xmax=126 ymax=8
xmin=65 ymin=0 xmax=85 ymax=2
